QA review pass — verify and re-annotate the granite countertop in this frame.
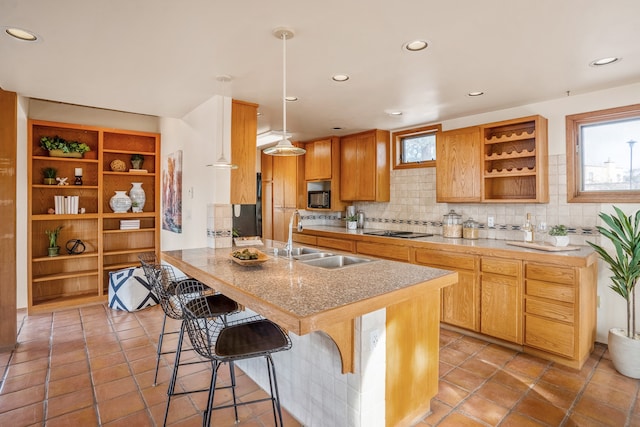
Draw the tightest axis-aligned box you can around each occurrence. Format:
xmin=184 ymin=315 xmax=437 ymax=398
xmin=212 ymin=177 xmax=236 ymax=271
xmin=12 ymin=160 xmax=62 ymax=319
xmin=162 ymin=244 xmax=457 ymax=335
xmin=297 ymin=225 xmax=597 ymax=265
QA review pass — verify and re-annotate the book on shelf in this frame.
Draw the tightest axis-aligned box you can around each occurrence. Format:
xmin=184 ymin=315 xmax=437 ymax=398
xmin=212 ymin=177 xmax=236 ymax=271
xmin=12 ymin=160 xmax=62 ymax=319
xmin=54 ymin=195 xmax=79 ymax=214
xmin=120 ymin=219 xmax=140 ymax=230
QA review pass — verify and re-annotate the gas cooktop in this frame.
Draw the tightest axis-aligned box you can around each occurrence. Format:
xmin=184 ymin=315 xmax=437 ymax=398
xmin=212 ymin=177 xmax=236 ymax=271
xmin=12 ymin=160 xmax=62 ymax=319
xmin=363 ymin=230 xmax=433 ymax=239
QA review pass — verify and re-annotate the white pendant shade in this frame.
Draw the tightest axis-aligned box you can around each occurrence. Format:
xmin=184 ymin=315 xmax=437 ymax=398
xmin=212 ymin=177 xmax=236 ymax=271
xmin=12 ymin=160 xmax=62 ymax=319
xmin=263 ymin=27 xmax=305 ymax=157
xmin=208 ymin=75 xmax=238 ymax=168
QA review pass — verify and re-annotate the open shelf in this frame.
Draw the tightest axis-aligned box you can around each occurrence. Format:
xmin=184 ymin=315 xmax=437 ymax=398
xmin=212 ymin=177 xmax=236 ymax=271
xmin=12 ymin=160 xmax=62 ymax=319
xmin=28 ymin=119 xmax=160 ymax=314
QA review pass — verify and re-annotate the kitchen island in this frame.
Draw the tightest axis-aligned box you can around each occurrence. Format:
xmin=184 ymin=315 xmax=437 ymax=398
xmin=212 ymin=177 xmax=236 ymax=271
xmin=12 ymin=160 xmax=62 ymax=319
xmin=163 ymin=244 xmax=457 ymax=427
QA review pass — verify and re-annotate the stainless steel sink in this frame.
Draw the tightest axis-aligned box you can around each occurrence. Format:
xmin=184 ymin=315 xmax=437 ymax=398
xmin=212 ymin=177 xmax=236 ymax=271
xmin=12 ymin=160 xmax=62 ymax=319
xmin=288 ymin=247 xmax=320 ymax=256
xmin=294 ymin=252 xmax=334 ymax=261
xmin=299 ymin=255 xmax=374 ymax=269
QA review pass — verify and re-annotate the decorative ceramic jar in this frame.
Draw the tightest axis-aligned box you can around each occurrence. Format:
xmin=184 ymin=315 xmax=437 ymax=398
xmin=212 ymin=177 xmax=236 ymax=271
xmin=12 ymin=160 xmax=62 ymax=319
xmin=549 ymin=235 xmax=570 ymax=247
xmin=129 ymin=182 xmax=146 ymax=212
xmin=109 ymin=191 xmax=132 ymax=213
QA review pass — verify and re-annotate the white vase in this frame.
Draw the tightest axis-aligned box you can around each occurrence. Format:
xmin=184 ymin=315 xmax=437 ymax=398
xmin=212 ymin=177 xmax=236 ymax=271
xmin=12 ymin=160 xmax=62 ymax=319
xmin=110 ymin=191 xmax=132 ymax=213
xmin=608 ymin=328 xmax=640 ymax=378
xmin=129 ymin=182 xmax=146 ymax=213
xmin=550 ymin=235 xmax=570 ymax=247
xmin=347 ymin=221 xmax=357 ymax=230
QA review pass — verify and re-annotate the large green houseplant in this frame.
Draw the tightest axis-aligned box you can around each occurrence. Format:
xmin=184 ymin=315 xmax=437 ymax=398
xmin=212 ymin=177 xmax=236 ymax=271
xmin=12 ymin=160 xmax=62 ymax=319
xmin=588 ymin=206 xmax=640 ymax=378
xmin=40 ymin=136 xmax=91 ymax=158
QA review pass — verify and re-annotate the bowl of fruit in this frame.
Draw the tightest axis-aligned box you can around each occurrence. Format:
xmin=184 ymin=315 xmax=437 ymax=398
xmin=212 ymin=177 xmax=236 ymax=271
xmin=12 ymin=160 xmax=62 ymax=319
xmin=230 ymin=248 xmax=269 ymax=266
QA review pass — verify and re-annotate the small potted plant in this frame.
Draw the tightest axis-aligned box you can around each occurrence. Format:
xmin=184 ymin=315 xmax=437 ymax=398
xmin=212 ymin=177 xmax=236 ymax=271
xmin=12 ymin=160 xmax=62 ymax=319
xmin=42 ymin=167 xmax=57 ymax=185
xmin=45 ymin=225 xmax=63 ymax=257
xmin=548 ymin=224 xmax=569 ymax=246
xmin=40 ymin=136 xmax=91 ymax=158
xmin=130 ymin=153 xmax=144 ymax=170
xmin=346 ymin=214 xmax=358 ymax=230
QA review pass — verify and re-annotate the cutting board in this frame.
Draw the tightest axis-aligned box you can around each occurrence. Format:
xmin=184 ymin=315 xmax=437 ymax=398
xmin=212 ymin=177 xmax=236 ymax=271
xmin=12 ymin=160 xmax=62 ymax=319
xmin=506 ymin=241 xmax=581 ymax=252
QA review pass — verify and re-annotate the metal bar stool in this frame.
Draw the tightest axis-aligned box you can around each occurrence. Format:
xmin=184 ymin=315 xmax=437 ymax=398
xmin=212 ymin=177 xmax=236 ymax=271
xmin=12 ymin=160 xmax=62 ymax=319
xmin=175 ymin=279 xmax=292 ymax=427
xmin=138 ymin=254 xmax=238 ymax=384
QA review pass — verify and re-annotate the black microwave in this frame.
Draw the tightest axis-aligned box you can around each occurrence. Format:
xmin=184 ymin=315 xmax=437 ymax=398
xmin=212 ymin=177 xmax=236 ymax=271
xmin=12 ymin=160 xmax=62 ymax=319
xmin=308 ymin=191 xmax=330 ymax=209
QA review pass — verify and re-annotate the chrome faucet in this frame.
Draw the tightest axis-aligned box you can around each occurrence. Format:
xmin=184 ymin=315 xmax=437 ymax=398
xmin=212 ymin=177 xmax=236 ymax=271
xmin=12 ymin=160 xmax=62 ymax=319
xmin=284 ymin=210 xmax=302 ymax=256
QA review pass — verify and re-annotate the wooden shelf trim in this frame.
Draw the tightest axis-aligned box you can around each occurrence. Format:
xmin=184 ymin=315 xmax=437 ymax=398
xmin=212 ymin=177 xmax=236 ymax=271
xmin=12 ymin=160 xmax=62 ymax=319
xmin=32 ymin=213 xmax=99 ymax=220
xmin=104 ymin=247 xmax=155 ymax=256
xmin=103 ymin=228 xmax=155 ymax=234
xmin=104 ymin=262 xmax=140 ymax=271
xmin=32 ymin=252 xmax=99 ymax=262
xmin=32 ymin=155 xmax=99 ymax=164
xmin=102 ymin=171 xmax=156 ymax=177
xmin=102 ymin=148 xmax=156 ymax=156
xmin=484 ymin=130 xmax=535 ymax=144
xmin=33 ymin=269 xmax=99 ymax=282
xmin=485 ymin=168 xmax=536 ymax=177
xmin=485 ymin=149 xmax=535 ymax=160
xmin=102 ymin=212 xmax=156 ymax=218
xmin=32 ymin=293 xmax=103 ymax=307
xmin=32 ymin=184 xmax=99 ymax=190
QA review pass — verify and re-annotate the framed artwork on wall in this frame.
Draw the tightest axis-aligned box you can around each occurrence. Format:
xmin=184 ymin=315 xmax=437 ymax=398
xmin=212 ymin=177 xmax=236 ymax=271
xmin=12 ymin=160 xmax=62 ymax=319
xmin=162 ymin=150 xmax=182 ymax=233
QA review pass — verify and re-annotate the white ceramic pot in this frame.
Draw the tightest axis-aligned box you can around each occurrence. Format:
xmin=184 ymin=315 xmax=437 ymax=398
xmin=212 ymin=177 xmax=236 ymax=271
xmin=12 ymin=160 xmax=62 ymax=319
xmin=608 ymin=328 xmax=640 ymax=378
xmin=550 ymin=235 xmax=570 ymax=247
xmin=347 ymin=221 xmax=357 ymax=230
xmin=110 ymin=191 xmax=132 ymax=213
xmin=129 ymin=182 xmax=146 ymax=213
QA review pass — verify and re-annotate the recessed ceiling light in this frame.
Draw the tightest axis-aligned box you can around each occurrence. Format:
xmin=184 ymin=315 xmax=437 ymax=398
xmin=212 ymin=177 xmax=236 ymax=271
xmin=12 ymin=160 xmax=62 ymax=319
xmin=4 ymin=27 xmax=38 ymax=41
xmin=332 ymin=74 xmax=350 ymax=82
xmin=285 ymin=96 xmax=298 ymax=102
xmin=403 ymin=40 xmax=428 ymax=52
xmin=467 ymin=91 xmax=484 ymax=97
xmin=388 ymin=111 xmax=403 ymax=116
xmin=589 ymin=57 xmax=621 ymax=67
xmin=332 ymin=127 xmax=343 ymax=131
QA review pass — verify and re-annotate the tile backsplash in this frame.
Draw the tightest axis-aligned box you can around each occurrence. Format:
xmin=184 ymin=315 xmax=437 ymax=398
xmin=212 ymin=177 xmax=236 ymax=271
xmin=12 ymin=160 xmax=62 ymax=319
xmin=301 ymin=154 xmax=603 ymax=246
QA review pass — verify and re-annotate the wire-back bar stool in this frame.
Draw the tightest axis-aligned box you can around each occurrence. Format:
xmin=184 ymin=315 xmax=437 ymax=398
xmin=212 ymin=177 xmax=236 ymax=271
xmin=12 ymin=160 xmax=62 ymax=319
xmin=176 ymin=279 xmax=292 ymax=427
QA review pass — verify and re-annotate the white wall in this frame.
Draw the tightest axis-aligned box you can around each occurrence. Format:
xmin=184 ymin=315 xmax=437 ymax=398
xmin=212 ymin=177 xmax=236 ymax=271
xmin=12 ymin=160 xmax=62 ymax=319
xmin=159 ymin=94 xmax=231 ymax=250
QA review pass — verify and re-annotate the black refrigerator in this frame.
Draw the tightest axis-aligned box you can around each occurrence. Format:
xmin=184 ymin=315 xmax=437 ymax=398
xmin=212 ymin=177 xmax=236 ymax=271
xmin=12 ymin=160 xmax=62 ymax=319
xmin=232 ymin=173 xmax=262 ymax=237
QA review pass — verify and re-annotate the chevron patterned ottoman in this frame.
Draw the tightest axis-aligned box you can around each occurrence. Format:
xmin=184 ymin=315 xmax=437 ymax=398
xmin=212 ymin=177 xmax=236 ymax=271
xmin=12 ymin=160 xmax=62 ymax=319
xmin=108 ymin=267 xmax=159 ymax=311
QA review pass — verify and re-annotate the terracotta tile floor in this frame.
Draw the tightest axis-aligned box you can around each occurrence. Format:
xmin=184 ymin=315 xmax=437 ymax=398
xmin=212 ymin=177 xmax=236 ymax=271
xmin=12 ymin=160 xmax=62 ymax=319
xmin=0 ymin=304 xmax=638 ymax=427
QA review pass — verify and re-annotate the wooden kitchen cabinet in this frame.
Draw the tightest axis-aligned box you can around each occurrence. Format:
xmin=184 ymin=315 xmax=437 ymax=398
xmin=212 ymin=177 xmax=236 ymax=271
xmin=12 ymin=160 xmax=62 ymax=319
xmin=415 ymin=248 xmax=480 ymax=332
xmin=524 ymin=261 xmax=597 ymax=368
xmin=436 ymin=126 xmax=482 ymax=203
xmin=261 ymin=151 xmax=300 ymax=241
xmin=230 ymin=100 xmax=258 ymax=205
xmin=28 ymin=119 xmax=160 ymax=313
xmin=481 ymin=257 xmax=523 ymax=344
xmin=481 ymin=115 xmax=548 ymax=202
xmin=340 ymin=129 xmax=390 ymax=202
xmin=304 ymin=138 xmax=332 ymax=180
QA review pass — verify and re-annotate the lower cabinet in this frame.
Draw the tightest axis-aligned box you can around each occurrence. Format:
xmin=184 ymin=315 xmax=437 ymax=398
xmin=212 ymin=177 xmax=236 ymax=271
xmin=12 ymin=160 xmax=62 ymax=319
xmin=523 ymin=261 xmax=597 ymax=368
xmin=480 ymin=257 xmax=523 ymax=344
xmin=415 ymin=249 xmax=480 ymax=332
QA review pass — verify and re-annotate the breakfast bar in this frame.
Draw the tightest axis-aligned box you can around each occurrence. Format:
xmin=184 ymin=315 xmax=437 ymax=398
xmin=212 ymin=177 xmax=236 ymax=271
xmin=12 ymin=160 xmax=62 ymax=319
xmin=163 ymin=244 xmax=457 ymax=427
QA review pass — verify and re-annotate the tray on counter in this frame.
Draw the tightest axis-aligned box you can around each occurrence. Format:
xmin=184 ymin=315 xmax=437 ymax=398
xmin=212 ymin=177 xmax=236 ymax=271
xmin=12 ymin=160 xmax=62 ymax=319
xmin=506 ymin=241 xmax=581 ymax=252
xmin=230 ymin=249 xmax=269 ymax=266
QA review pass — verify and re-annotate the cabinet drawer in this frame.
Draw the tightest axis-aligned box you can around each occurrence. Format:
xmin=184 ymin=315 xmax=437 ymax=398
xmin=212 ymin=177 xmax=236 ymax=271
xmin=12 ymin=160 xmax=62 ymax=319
xmin=293 ymin=233 xmax=317 ymax=246
xmin=356 ymin=241 xmax=410 ymax=262
xmin=415 ymin=249 xmax=476 ymax=270
xmin=481 ymin=257 xmax=520 ymax=276
xmin=525 ymin=298 xmax=574 ymax=323
xmin=525 ymin=315 xmax=575 ymax=358
xmin=526 ymin=279 xmax=575 ymax=303
xmin=317 ymin=237 xmax=355 ymax=253
xmin=525 ymin=263 xmax=575 ymax=285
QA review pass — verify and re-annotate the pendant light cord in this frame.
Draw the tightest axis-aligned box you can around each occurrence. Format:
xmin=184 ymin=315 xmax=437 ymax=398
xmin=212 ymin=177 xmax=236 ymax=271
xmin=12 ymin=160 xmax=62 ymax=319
xmin=281 ymin=31 xmax=287 ymax=141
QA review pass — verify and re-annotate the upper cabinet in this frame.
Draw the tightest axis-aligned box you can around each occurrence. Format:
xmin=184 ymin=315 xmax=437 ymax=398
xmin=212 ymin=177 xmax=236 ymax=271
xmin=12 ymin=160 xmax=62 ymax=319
xmin=304 ymin=138 xmax=332 ymax=180
xmin=436 ymin=126 xmax=482 ymax=203
xmin=436 ymin=115 xmax=549 ymax=203
xmin=481 ymin=115 xmax=548 ymax=203
xmin=340 ymin=129 xmax=390 ymax=202
xmin=230 ymin=99 xmax=258 ymax=205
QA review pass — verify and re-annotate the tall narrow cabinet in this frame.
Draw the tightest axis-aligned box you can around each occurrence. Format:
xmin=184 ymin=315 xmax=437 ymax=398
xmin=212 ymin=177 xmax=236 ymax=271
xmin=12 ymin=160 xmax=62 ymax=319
xmin=28 ymin=119 xmax=160 ymax=313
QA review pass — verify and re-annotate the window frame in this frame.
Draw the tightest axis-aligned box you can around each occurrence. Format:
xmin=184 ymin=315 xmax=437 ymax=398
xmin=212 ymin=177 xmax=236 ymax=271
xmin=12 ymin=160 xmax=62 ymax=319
xmin=567 ymin=103 xmax=640 ymax=203
xmin=391 ymin=124 xmax=441 ymax=170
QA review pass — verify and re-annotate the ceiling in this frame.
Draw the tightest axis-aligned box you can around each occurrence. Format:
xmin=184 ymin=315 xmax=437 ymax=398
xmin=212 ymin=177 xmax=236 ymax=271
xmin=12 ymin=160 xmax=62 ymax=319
xmin=2 ymin=0 xmax=640 ymax=142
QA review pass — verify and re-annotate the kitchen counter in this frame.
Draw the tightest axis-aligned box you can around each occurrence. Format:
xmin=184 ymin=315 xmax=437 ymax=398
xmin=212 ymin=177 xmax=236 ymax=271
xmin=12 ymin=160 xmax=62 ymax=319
xmin=162 ymin=243 xmax=457 ymax=427
xmin=295 ymin=225 xmax=597 ymax=267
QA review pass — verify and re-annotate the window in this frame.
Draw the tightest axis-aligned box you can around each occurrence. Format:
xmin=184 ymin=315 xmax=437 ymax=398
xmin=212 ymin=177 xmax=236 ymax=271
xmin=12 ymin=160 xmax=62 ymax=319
xmin=392 ymin=124 xmax=441 ymax=169
xmin=567 ymin=104 xmax=640 ymax=202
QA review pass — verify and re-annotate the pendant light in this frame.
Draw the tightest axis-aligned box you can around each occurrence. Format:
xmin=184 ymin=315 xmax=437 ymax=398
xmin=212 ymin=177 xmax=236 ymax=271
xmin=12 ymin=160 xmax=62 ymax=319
xmin=208 ymin=75 xmax=238 ymax=169
xmin=263 ymin=27 xmax=306 ymax=156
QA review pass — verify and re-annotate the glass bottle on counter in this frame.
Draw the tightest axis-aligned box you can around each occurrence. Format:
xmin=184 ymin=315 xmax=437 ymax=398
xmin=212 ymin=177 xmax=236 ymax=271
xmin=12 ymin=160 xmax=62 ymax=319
xmin=523 ymin=213 xmax=534 ymax=243
xmin=443 ymin=210 xmax=462 ymax=238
